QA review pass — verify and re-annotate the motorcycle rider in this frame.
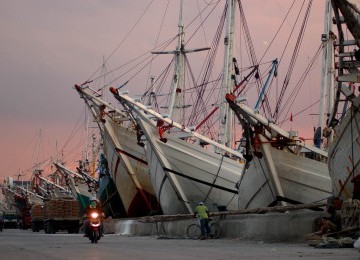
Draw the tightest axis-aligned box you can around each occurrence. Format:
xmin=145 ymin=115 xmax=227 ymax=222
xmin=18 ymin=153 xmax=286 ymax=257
xmin=83 ymin=196 xmax=105 ymax=237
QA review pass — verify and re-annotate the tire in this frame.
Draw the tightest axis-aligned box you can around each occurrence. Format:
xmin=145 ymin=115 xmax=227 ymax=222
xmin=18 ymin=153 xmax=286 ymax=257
xmin=32 ymin=222 xmax=39 ymax=232
xmin=47 ymin=221 xmax=55 ymax=234
xmin=91 ymin=230 xmax=98 ymax=244
xmin=44 ymin=222 xmax=49 ymax=234
xmin=187 ymin=224 xmax=201 ymax=240
xmin=95 ymin=230 xmax=99 ymax=244
xmin=210 ymin=222 xmax=222 ymax=239
xmin=91 ymin=230 xmax=95 ymax=243
xmin=45 ymin=222 xmax=51 ymax=234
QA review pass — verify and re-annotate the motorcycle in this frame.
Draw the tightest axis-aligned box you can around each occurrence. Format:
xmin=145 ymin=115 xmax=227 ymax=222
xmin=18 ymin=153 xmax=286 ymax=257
xmin=86 ymin=211 xmax=103 ymax=243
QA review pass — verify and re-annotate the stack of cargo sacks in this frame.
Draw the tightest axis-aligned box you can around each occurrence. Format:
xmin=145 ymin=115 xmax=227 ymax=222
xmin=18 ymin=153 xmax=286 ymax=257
xmin=31 ymin=204 xmax=43 ymax=219
xmin=44 ymin=198 xmax=64 ymax=218
xmin=63 ymin=198 xmax=80 ymax=218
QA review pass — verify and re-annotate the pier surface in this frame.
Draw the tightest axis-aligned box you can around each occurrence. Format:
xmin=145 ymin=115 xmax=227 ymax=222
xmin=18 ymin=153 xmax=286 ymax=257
xmin=0 ymin=228 xmax=358 ymax=259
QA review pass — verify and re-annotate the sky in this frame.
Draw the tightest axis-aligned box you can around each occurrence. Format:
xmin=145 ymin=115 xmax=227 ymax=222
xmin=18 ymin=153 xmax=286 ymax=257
xmin=0 ymin=0 xmax=330 ymax=184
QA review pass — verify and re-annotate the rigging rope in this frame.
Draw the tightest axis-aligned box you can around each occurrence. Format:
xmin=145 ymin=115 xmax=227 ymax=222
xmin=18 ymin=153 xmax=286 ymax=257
xmin=187 ymin=2 xmax=227 ymax=131
xmin=277 ymin=98 xmax=320 ymax=126
xmin=203 ymin=156 xmax=224 ymax=203
xmin=185 ymin=0 xmax=221 ymax=45
xmin=147 ymin=0 xmax=170 ymax=90
xmin=278 ymin=43 xmax=322 ymax=125
xmin=273 ymin=0 xmax=313 ymax=122
xmin=259 ymin=0 xmax=296 ymax=63
xmin=237 ymin=0 xmax=269 ymax=115
xmin=84 ymin=0 xmax=155 ymax=84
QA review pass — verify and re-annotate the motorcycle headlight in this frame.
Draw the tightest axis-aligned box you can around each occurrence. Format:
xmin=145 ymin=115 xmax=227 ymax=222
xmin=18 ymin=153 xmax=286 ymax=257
xmin=90 ymin=212 xmax=99 ymax=218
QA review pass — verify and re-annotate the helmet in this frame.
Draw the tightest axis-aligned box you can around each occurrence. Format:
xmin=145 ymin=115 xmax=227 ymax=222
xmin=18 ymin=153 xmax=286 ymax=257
xmin=198 ymin=201 xmax=204 ymax=205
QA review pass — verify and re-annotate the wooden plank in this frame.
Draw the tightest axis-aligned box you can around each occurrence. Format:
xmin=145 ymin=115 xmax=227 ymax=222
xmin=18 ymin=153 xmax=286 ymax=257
xmin=139 ymin=202 xmax=327 ymax=223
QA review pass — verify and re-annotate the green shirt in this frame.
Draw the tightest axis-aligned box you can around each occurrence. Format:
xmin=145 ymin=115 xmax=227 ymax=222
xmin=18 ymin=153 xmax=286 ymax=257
xmin=195 ymin=205 xmax=209 ymax=219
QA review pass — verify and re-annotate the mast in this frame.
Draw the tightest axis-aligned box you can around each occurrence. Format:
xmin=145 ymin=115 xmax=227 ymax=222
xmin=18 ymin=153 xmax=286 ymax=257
xmin=155 ymin=0 xmax=185 ymax=124
xmin=35 ymin=129 xmax=42 ymax=170
xmin=174 ymin=0 xmax=185 ymax=123
xmin=146 ymin=76 xmax=156 ymax=107
xmin=316 ymin=0 xmax=335 ymax=148
xmin=152 ymin=0 xmax=209 ymax=124
xmin=101 ymin=55 xmax=107 ymax=100
xmin=84 ymin=108 xmax=90 ymax=162
xmin=219 ymin=0 xmax=236 ymax=148
xmin=90 ymin=133 xmax=97 ymax=177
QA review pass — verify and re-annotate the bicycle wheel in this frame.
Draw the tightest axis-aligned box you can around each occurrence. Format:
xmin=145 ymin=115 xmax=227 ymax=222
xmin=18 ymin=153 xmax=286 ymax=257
xmin=187 ymin=224 xmax=201 ymax=239
xmin=210 ymin=222 xmax=222 ymax=239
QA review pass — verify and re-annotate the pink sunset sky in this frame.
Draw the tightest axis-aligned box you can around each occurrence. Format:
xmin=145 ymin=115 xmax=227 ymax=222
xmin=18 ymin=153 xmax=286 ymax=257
xmin=0 ymin=0 xmax=334 ymax=185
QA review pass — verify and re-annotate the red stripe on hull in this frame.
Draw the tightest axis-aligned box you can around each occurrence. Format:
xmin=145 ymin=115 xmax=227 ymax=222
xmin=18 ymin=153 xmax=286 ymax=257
xmin=127 ymin=189 xmax=162 ymax=217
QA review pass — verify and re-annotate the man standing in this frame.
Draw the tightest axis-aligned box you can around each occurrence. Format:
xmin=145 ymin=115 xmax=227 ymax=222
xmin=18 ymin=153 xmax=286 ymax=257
xmin=194 ymin=202 xmax=211 ymax=240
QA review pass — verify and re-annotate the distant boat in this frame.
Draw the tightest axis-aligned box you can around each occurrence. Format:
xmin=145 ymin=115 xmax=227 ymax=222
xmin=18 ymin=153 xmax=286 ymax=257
xmin=1 ymin=177 xmax=43 ymax=219
xmin=327 ymin=0 xmax=360 ymax=201
xmin=32 ymin=169 xmax=72 ymax=199
xmin=16 ymin=185 xmax=44 ymax=206
xmin=0 ymin=199 xmax=7 ymax=211
xmin=54 ymin=161 xmax=94 ymax=213
xmin=1 ymin=185 xmax=17 ymax=210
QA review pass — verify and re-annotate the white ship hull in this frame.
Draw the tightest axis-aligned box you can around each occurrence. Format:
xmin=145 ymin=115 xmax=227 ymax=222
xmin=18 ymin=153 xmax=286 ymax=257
xmin=137 ymin=113 xmax=243 ymax=215
xmin=226 ymin=94 xmax=332 ymax=209
xmin=328 ymin=95 xmax=360 ymax=200
xmin=238 ymin=138 xmax=331 ymax=209
xmin=102 ymin=120 xmax=160 ymax=216
xmin=1 ymin=187 xmax=17 ymax=209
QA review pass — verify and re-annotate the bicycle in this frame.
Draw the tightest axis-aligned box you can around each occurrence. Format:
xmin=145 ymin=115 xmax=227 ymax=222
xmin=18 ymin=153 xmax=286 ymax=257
xmin=187 ymin=218 xmax=222 ymax=239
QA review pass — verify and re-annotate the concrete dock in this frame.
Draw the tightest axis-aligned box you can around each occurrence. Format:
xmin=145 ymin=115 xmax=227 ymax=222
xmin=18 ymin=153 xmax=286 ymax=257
xmin=105 ymin=210 xmax=325 ymax=242
xmin=1 ymin=228 xmax=359 ymax=260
